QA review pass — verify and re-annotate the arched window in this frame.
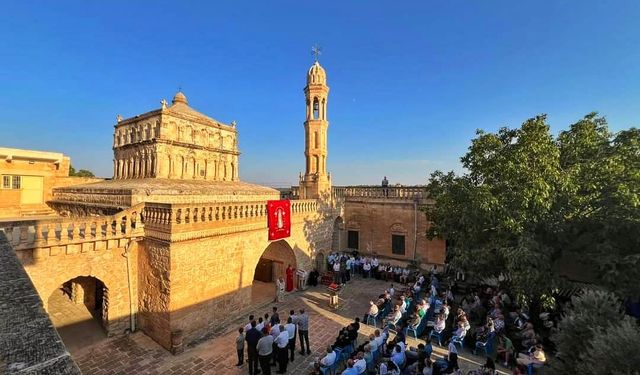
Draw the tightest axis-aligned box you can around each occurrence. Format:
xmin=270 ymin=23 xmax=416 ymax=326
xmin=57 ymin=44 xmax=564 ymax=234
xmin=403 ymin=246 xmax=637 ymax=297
xmin=313 ymin=98 xmax=320 ymax=120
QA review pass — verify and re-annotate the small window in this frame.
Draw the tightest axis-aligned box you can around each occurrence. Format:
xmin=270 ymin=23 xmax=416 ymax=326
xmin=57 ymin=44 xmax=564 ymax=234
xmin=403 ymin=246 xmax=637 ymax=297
xmin=2 ymin=175 xmax=10 ymax=189
xmin=12 ymin=176 xmax=21 ymax=189
xmin=348 ymin=230 xmax=359 ymax=250
xmin=392 ymin=234 xmax=405 ymax=255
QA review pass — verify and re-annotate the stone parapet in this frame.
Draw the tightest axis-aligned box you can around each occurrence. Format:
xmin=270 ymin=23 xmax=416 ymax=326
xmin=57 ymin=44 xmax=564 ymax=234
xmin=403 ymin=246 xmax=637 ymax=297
xmin=0 ymin=233 xmax=82 ymax=375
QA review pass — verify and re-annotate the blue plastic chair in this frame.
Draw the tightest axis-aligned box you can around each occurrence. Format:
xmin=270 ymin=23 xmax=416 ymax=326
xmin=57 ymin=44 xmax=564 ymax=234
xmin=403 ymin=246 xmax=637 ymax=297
xmin=473 ymin=334 xmax=495 ymax=356
xmin=451 ymin=334 xmax=465 ymax=350
xmin=429 ymin=329 xmax=444 ymax=346
xmin=416 ymin=317 xmax=429 ymax=337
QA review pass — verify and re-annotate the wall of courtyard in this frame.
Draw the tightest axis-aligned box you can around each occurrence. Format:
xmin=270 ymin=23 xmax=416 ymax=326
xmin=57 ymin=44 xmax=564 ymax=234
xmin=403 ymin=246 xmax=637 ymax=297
xmin=343 ymin=199 xmax=446 ymax=266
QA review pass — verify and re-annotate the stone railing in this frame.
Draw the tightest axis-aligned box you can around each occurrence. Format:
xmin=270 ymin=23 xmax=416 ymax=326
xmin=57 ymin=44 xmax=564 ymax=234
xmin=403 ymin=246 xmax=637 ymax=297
xmin=336 ymin=186 xmax=427 ymax=200
xmin=143 ymin=199 xmax=319 ymax=229
xmin=0 ymin=203 xmax=145 ymax=251
xmin=0 ymin=198 xmax=322 ymax=250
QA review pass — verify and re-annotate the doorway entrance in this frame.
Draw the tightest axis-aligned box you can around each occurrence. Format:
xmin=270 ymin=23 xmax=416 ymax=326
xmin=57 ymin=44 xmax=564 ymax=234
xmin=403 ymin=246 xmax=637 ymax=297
xmin=47 ymin=276 xmax=108 ymax=354
xmin=252 ymin=240 xmax=296 ymax=305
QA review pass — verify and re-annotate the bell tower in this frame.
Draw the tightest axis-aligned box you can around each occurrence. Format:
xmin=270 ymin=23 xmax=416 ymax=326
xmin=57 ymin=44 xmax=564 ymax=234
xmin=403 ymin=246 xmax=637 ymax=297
xmin=300 ymin=55 xmax=331 ymax=199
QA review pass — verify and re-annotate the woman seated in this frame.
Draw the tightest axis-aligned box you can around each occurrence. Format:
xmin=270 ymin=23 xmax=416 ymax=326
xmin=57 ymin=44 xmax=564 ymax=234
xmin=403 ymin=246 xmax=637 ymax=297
xmin=434 ymin=313 xmax=446 ymax=333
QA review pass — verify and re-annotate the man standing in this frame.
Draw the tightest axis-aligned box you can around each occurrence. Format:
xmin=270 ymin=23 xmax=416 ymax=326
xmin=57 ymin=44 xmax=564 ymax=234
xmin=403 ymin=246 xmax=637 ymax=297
xmin=381 ymin=176 xmax=389 ymax=197
xmin=257 ymin=327 xmax=273 ymax=375
xmin=285 ymin=317 xmax=297 ymax=362
xmin=275 ymin=277 xmax=285 ymax=302
xmin=332 ymin=260 xmax=341 ymax=284
xmin=236 ymin=327 xmax=245 ymax=367
xmin=297 ymin=308 xmax=310 ymax=355
xmin=245 ymin=321 xmax=261 ymax=375
xmin=275 ymin=325 xmax=290 ymax=374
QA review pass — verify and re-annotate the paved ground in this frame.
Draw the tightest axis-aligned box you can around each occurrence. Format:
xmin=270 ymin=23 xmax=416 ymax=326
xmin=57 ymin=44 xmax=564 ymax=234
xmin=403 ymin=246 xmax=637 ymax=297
xmin=48 ymin=288 xmax=107 ymax=353
xmin=71 ymin=278 xmax=509 ymax=374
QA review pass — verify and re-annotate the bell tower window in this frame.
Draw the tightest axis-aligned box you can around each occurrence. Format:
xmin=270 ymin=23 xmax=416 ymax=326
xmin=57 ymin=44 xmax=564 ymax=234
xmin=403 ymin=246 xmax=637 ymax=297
xmin=313 ymin=98 xmax=320 ymax=120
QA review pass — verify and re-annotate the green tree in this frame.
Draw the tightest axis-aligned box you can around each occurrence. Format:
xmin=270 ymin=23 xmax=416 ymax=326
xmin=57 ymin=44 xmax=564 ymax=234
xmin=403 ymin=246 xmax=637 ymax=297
xmin=426 ymin=113 xmax=640 ymax=301
xmin=549 ymin=290 xmax=640 ymax=375
xmin=68 ymin=165 xmax=95 ymax=178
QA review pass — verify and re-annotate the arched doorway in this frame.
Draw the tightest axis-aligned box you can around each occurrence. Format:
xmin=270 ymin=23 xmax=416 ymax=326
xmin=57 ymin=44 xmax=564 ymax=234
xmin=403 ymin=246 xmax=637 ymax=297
xmin=252 ymin=240 xmax=296 ymax=305
xmin=47 ymin=276 xmax=108 ymax=353
xmin=331 ymin=217 xmax=344 ymax=252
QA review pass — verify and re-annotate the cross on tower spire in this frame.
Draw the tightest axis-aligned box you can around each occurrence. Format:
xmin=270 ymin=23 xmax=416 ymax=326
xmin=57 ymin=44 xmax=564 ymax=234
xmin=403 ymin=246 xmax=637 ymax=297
xmin=311 ymin=44 xmax=322 ymax=62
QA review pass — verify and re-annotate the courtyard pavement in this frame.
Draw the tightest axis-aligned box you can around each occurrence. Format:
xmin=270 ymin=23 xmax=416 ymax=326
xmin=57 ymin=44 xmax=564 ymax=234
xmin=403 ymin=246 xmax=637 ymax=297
xmin=72 ymin=278 xmax=509 ymax=375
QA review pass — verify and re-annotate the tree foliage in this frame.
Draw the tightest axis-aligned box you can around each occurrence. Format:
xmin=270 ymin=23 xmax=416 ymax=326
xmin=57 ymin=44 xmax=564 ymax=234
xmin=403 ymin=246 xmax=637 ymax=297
xmin=549 ymin=290 xmax=640 ymax=375
xmin=69 ymin=165 xmax=96 ymax=178
xmin=426 ymin=113 xmax=640 ymax=301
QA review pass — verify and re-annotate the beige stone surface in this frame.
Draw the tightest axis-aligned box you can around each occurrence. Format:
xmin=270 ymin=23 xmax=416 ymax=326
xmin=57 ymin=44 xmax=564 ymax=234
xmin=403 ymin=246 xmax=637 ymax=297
xmin=113 ymin=91 xmax=239 ymax=181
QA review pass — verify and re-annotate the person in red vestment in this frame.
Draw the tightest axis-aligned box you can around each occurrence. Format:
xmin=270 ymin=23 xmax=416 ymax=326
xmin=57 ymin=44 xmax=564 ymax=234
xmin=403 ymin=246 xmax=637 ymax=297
xmin=286 ymin=264 xmax=295 ymax=292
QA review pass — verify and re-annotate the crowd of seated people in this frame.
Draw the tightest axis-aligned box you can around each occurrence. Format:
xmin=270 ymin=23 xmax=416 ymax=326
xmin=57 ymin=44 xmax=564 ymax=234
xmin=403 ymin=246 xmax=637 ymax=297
xmin=312 ymin=255 xmax=550 ymax=374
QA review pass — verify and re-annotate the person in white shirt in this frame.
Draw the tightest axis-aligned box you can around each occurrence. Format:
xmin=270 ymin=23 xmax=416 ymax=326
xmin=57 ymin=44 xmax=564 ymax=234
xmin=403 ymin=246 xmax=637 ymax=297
xmin=333 ymin=261 xmax=341 ymax=283
xmin=275 ymin=325 xmax=289 ymax=373
xmin=245 ymin=314 xmax=255 ymax=332
xmin=399 ymin=296 xmax=407 ymax=314
xmin=364 ymin=301 xmax=379 ymax=323
xmin=256 ymin=317 xmax=265 ymax=333
xmin=388 ymin=284 xmax=395 ymax=297
xmin=400 ymin=268 xmax=410 ymax=283
xmin=353 ymin=352 xmax=367 ymax=374
xmin=444 ymin=338 xmax=459 ymax=372
xmin=434 ymin=314 xmax=446 ymax=333
xmin=367 ymin=333 xmax=378 ymax=353
xmin=285 ymin=317 xmax=297 ymax=362
xmin=390 ymin=345 xmax=405 ymax=368
xmin=363 ymin=262 xmax=371 ymax=278
xmin=319 ymin=345 xmax=336 ymax=367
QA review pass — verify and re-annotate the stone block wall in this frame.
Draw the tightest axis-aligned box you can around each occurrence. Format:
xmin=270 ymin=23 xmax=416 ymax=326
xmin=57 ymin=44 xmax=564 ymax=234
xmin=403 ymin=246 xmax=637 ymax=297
xmin=343 ymin=199 xmax=446 ymax=266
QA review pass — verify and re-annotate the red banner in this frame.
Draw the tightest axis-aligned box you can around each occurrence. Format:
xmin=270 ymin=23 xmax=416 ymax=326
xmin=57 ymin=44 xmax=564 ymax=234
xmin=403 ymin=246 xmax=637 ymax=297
xmin=267 ymin=200 xmax=291 ymax=240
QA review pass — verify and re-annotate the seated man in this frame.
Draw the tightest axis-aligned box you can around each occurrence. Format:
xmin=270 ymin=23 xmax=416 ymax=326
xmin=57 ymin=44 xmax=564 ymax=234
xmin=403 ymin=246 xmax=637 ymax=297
xmin=341 ymin=359 xmax=358 ymax=375
xmin=318 ymin=345 xmax=337 ymax=368
xmin=363 ymin=301 xmax=379 ymax=323
xmin=353 ymin=352 xmax=367 ymax=374
xmin=407 ymin=311 xmax=421 ymax=330
xmin=400 ymin=268 xmax=411 ymax=284
xmin=390 ymin=344 xmax=405 ymax=368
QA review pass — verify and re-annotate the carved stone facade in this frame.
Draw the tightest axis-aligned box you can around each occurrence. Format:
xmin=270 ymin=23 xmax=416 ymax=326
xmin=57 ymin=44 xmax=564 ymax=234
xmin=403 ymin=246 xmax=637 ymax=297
xmin=112 ymin=92 xmax=239 ymax=181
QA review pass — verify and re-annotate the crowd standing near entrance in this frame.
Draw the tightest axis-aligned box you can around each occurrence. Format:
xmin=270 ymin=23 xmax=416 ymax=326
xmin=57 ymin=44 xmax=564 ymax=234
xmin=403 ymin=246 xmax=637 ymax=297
xmin=237 ymin=250 xmax=550 ymax=374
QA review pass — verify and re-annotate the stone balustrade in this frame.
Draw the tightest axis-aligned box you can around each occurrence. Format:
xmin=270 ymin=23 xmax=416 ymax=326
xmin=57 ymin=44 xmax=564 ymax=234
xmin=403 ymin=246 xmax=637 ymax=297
xmin=334 ymin=185 xmax=427 ymax=200
xmin=0 ymin=203 xmax=145 ymax=251
xmin=0 ymin=198 xmax=322 ymax=251
xmin=144 ymin=199 xmax=318 ymax=228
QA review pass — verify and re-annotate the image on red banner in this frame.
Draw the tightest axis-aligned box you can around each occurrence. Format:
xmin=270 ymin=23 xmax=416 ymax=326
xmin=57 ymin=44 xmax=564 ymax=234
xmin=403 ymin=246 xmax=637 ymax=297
xmin=267 ymin=200 xmax=291 ymax=240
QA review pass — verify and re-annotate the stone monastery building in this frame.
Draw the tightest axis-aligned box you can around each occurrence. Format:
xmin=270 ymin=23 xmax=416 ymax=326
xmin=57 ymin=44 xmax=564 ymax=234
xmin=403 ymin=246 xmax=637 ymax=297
xmin=0 ymin=60 xmax=445 ymax=355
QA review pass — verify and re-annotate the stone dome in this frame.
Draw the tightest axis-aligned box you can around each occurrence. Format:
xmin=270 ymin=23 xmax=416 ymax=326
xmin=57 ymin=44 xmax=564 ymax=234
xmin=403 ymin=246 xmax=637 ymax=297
xmin=307 ymin=61 xmax=326 ymax=85
xmin=172 ymin=91 xmax=188 ymax=105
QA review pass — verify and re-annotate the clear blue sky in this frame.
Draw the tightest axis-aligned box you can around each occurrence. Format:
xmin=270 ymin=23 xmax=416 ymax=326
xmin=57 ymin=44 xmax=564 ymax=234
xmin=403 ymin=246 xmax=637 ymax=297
xmin=1 ymin=1 xmax=639 ymax=186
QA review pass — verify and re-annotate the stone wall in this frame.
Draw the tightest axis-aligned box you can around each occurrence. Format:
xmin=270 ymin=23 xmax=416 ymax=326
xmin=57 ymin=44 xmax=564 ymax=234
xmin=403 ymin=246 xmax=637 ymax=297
xmin=343 ymin=199 xmax=446 ymax=266
xmin=0 ymin=233 xmax=81 ymax=374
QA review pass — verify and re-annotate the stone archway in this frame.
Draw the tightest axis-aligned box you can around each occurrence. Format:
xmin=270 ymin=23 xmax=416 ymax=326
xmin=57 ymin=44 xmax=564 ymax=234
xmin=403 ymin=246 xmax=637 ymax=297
xmin=252 ymin=240 xmax=297 ymax=305
xmin=47 ymin=275 xmax=109 ymax=353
